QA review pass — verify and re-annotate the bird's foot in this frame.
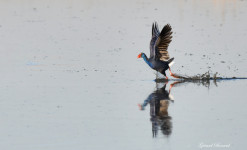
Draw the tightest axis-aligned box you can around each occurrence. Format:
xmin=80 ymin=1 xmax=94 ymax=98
xmin=169 ymin=68 xmax=179 ymax=79
xmin=165 ymin=76 xmax=168 ymax=80
xmin=169 ymin=67 xmax=173 ymax=75
xmin=171 ymin=73 xmax=180 ymax=79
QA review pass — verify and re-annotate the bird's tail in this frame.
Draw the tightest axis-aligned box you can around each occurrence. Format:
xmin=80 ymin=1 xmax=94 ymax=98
xmin=169 ymin=94 xmax=174 ymax=100
xmin=168 ymin=57 xmax=175 ymax=67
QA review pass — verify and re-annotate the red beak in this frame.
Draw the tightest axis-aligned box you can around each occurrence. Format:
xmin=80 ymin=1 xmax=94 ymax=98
xmin=137 ymin=53 xmax=141 ymax=58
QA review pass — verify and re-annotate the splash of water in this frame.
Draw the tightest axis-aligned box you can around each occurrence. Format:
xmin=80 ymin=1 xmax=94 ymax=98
xmin=171 ymin=71 xmax=220 ymax=80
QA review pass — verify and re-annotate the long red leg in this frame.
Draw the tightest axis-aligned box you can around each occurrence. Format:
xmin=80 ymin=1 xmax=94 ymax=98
xmin=169 ymin=67 xmax=179 ymax=78
xmin=165 ymin=76 xmax=168 ymax=80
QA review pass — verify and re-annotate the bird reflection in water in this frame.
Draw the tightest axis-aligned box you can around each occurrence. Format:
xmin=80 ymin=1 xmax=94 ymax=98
xmin=138 ymin=79 xmax=218 ymax=138
xmin=138 ymin=81 xmax=180 ymax=137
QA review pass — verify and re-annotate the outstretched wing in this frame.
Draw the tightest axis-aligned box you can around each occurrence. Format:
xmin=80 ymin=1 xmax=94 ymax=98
xmin=154 ymin=24 xmax=173 ymax=61
xmin=150 ymin=22 xmax=160 ymax=58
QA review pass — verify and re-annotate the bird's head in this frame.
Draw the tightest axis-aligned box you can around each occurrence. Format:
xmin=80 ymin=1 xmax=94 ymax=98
xmin=137 ymin=52 xmax=144 ymax=58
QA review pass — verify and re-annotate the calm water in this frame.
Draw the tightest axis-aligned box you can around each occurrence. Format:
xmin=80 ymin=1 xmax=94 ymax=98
xmin=0 ymin=0 xmax=247 ymax=150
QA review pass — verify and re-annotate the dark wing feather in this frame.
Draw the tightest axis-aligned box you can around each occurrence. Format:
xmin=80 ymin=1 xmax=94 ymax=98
xmin=150 ymin=22 xmax=160 ymax=58
xmin=154 ymin=24 xmax=173 ymax=61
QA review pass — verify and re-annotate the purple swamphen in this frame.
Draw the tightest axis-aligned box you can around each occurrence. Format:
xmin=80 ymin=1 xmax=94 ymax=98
xmin=138 ymin=22 xmax=177 ymax=79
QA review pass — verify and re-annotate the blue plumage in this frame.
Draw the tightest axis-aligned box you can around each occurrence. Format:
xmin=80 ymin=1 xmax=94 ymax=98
xmin=138 ymin=22 xmax=175 ymax=79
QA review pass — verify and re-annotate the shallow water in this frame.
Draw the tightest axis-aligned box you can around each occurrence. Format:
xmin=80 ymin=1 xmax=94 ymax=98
xmin=0 ymin=0 xmax=247 ymax=150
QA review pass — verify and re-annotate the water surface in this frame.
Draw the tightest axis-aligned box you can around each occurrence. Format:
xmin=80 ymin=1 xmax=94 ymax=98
xmin=0 ymin=0 xmax=247 ymax=150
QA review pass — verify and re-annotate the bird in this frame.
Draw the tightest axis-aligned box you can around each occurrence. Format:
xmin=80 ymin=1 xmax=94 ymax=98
xmin=137 ymin=22 xmax=177 ymax=79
